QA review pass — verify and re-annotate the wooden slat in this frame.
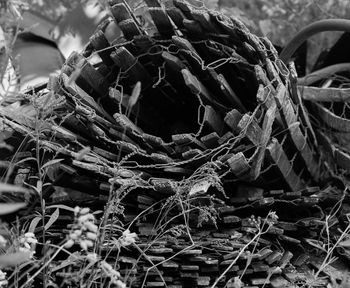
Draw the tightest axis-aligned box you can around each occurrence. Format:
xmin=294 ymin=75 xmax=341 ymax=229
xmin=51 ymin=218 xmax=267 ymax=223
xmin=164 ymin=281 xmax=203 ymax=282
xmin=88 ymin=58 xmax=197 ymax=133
xmin=60 ymin=73 xmax=115 ymax=123
xmin=227 ymin=152 xmax=250 ymax=178
xmin=299 ymin=86 xmax=350 ymax=102
xmin=289 ymin=62 xmax=318 ymax=147
xmin=271 ymin=83 xmax=320 ymax=181
xmin=89 ymin=30 xmax=114 ymax=66
xmin=111 ymin=47 xmax=152 ymax=84
xmin=110 ymin=2 xmax=143 ymax=39
xmin=181 ymin=68 xmax=228 ymax=112
xmin=190 ymin=9 xmax=218 ymax=33
xmin=267 ymin=138 xmax=304 ymax=192
xmin=66 ymin=51 xmax=109 ymax=97
xmin=200 ymin=132 xmax=219 ymax=148
xmin=145 ymin=0 xmax=174 ymax=36
xmin=203 ymin=105 xmax=225 ymax=136
xmin=314 ymin=102 xmax=350 ymax=132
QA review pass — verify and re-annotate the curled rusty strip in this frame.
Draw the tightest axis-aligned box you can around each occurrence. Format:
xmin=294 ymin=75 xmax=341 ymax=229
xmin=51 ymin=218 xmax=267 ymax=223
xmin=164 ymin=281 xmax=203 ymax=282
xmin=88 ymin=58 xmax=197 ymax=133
xmin=280 ymin=19 xmax=350 ymax=64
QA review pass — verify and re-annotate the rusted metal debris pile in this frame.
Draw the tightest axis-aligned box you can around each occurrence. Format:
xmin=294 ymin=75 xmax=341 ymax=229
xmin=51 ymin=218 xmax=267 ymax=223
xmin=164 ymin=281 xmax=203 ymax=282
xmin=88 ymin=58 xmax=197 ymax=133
xmin=298 ymin=51 xmax=350 ymax=175
xmin=1 ymin=0 xmax=350 ymax=287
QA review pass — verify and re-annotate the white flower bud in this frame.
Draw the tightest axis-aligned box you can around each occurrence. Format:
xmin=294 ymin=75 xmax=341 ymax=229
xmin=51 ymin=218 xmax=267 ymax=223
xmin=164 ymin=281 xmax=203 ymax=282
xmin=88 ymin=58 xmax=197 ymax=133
xmin=80 ymin=208 xmax=90 ymax=215
xmin=26 ymin=237 xmax=38 ymax=244
xmin=80 ymin=240 xmax=88 ymax=251
xmin=85 ymin=240 xmax=94 ymax=248
xmin=24 ymin=232 xmax=35 ymax=238
xmin=0 ymin=269 xmax=6 ymax=280
xmin=78 ymin=214 xmax=95 ymax=224
xmin=84 ymin=221 xmax=98 ymax=233
xmin=86 ymin=253 xmax=98 ymax=263
xmin=101 ymin=261 xmax=113 ymax=272
xmin=86 ymin=232 xmax=97 ymax=241
xmin=64 ymin=239 xmax=74 ymax=249
xmin=0 ymin=235 xmax=7 ymax=247
xmin=69 ymin=233 xmax=78 ymax=240
xmin=120 ymin=229 xmax=137 ymax=246
xmin=74 ymin=206 xmax=80 ymax=215
xmin=115 ymin=279 xmax=126 ymax=288
xmin=111 ymin=270 xmax=121 ymax=278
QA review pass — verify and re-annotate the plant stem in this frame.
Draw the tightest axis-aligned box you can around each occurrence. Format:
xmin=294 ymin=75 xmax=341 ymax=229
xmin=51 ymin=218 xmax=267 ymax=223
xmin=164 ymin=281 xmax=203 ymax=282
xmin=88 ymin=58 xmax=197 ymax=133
xmin=25 ymin=245 xmax=64 ymax=286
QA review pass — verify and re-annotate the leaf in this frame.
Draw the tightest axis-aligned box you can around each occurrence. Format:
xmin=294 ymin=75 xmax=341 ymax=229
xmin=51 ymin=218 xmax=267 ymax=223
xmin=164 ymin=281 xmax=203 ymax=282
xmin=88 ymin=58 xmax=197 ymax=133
xmin=50 ymin=258 xmax=75 ymax=272
xmin=0 ymin=251 xmax=32 ymax=268
xmin=0 ymin=183 xmax=29 ymax=194
xmin=28 ymin=216 xmax=42 ymax=233
xmin=36 ymin=180 xmax=42 ymax=194
xmin=92 ymin=210 xmax=104 ymax=215
xmin=14 ymin=157 xmax=37 ymax=166
xmin=51 ymin=252 xmax=81 ymax=272
xmin=46 ymin=204 xmax=75 ymax=212
xmin=0 ymin=203 xmax=27 ymax=215
xmin=41 ymin=158 xmax=64 ymax=170
xmin=44 ymin=208 xmax=59 ymax=231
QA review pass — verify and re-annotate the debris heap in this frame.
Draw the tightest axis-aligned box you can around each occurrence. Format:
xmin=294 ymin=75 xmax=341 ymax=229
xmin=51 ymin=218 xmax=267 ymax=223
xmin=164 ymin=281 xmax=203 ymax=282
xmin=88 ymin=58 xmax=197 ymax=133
xmin=1 ymin=1 xmax=349 ymax=287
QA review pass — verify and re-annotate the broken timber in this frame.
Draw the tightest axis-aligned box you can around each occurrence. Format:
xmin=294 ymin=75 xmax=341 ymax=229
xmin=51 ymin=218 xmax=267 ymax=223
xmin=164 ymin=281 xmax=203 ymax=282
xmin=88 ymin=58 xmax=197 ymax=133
xmin=1 ymin=1 xmax=345 ymax=287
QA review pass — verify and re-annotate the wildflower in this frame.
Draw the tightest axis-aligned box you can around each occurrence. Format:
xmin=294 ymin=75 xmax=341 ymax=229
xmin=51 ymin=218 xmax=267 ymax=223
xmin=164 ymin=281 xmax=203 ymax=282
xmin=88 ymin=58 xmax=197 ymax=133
xmin=0 ymin=270 xmax=8 ymax=287
xmin=266 ymin=211 xmax=279 ymax=225
xmin=86 ymin=232 xmax=97 ymax=241
xmin=19 ymin=232 xmax=37 ymax=257
xmin=80 ymin=207 xmax=90 ymax=215
xmin=229 ymin=277 xmax=243 ymax=288
xmin=101 ymin=261 xmax=120 ymax=278
xmin=86 ymin=253 xmax=99 ymax=263
xmin=83 ymin=221 xmax=98 ymax=233
xmin=80 ymin=240 xmax=88 ymax=251
xmin=64 ymin=239 xmax=74 ymax=249
xmin=113 ymin=279 xmax=126 ymax=288
xmin=100 ymin=261 xmax=126 ymax=288
xmin=24 ymin=233 xmax=38 ymax=244
xmin=119 ymin=229 xmax=137 ymax=247
xmin=74 ymin=206 xmax=80 ymax=216
xmin=78 ymin=214 xmax=95 ymax=225
xmin=65 ymin=206 xmax=98 ymax=251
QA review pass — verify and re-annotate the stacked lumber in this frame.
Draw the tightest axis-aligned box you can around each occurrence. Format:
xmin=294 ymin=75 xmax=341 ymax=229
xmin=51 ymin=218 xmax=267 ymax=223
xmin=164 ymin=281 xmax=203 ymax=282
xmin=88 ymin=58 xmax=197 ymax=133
xmin=1 ymin=1 xmax=348 ymax=287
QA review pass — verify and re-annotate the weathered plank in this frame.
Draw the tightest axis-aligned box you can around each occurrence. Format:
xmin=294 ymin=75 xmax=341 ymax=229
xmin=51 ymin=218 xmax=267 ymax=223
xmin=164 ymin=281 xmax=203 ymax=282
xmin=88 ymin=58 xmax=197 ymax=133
xmin=267 ymin=138 xmax=304 ymax=191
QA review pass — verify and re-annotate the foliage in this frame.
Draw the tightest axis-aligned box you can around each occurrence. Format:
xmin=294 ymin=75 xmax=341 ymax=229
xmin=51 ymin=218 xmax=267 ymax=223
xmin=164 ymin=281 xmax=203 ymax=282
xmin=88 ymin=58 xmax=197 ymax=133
xmin=1 ymin=0 xmax=350 ymax=287
xmin=214 ymin=0 xmax=350 ymax=68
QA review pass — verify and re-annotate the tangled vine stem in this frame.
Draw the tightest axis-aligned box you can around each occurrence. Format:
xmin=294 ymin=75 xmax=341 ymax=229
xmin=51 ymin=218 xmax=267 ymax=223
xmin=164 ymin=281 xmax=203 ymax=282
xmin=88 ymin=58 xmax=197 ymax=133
xmin=280 ymin=19 xmax=350 ymax=63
